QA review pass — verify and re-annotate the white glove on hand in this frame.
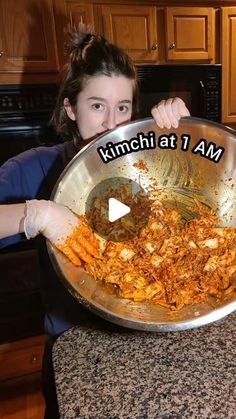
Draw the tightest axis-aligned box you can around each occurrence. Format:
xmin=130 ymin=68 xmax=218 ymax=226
xmin=24 ymin=199 xmax=100 ymax=266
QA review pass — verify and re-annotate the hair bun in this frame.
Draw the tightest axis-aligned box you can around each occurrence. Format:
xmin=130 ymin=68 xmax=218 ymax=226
xmin=65 ymin=23 xmax=95 ymax=61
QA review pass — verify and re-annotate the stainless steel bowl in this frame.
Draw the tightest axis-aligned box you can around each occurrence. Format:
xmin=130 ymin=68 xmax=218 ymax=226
xmin=48 ymin=117 xmax=236 ymax=331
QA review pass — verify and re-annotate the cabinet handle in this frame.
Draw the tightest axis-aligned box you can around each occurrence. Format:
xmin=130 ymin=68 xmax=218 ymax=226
xmin=169 ymin=43 xmax=176 ymax=50
xmin=151 ymin=43 xmax=158 ymax=50
xmin=0 ymin=50 xmax=4 ymax=58
xmin=31 ymin=355 xmax=38 ymax=364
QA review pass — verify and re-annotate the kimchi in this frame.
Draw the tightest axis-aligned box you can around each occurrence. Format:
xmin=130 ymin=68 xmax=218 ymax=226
xmin=85 ymin=192 xmax=236 ymax=311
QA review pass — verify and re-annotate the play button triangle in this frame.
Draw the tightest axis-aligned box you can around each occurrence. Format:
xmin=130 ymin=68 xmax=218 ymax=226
xmin=108 ymin=197 xmax=131 ymax=222
xmin=85 ymin=176 xmax=151 ymax=242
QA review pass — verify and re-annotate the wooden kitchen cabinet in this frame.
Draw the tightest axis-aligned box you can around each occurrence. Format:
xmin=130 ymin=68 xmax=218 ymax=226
xmin=221 ymin=7 xmax=236 ymax=124
xmin=100 ymin=4 xmax=159 ymax=63
xmin=64 ymin=1 xmax=95 ymax=29
xmin=56 ymin=1 xmax=97 ymax=66
xmin=0 ymin=0 xmax=59 ymax=83
xmin=99 ymin=4 xmax=216 ymax=64
xmin=165 ymin=7 xmax=215 ymax=62
xmin=0 ymin=335 xmax=45 ymax=380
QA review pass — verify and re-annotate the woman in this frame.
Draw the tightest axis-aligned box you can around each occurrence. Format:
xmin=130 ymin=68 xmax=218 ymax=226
xmin=0 ymin=28 xmax=189 ymax=272
xmin=0 ymin=27 xmax=190 ymax=417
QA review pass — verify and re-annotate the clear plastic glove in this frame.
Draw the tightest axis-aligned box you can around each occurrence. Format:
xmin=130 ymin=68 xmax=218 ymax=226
xmin=151 ymin=97 xmax=190 ymax=129
xmin=24 ymin=199 xmax=100 ymax=266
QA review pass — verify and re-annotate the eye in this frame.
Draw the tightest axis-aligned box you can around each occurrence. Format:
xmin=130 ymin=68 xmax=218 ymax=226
xmin=118 ymin=104 xmax=129 ymax=113
xmin=91 ymin=103 xmax=104 ymax=111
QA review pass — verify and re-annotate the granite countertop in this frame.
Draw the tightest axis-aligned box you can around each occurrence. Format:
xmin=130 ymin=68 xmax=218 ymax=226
xmin=53 ymin=312 xmax=236 ymax=419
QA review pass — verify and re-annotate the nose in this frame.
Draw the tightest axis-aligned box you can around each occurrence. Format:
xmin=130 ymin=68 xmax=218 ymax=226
xmin=102 ymin=109 xmax=117 ymax=130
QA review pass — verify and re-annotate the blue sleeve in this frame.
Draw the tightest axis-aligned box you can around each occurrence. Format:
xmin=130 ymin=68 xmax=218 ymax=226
xmin=0 ymin=145 xmax=63 ymax=248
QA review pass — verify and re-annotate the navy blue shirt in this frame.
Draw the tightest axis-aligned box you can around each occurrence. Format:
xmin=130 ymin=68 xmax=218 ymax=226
xmin=0 ymin=141 xmax=96 ymax=336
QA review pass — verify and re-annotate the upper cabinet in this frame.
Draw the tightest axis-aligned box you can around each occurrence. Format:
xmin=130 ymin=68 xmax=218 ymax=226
xmin=221 ymin=7 xmax=236 ymax=124
xmin=100 ymin=5 xmax=216 ymax=64
xmin=101 ymin=4 xmax=158 ymax=63
xmin=56 ymin=1 xmax=96 ymax=66
xmin=63 ymin=2 xmax=95 ymax=29
xmin=165 ymin=7 xmax=215 ymax=62
xmin=0 ymin=0 xmax=59 ymax=82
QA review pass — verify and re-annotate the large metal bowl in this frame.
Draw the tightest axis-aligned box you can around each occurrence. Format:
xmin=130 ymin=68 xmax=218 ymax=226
xmin=48 ymin=117 xmax=236 ymax=331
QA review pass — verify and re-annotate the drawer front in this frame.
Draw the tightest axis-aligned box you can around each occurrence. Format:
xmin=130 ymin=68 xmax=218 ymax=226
xmin=0 ymin=338 xmax=44 ymax=380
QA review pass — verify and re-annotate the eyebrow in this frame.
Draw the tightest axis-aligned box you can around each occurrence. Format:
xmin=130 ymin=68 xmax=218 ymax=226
xmin=88 ymin=96 xmax=132 ymax=104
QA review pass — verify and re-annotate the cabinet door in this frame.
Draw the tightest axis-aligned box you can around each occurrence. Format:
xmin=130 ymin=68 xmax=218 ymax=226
xmin=64 ymin=2 xmax=95 ymax=29
xmin=56 ymin=2 xmax=96 ymax=66
xmin=0 ymin=0 xmax=59 ymax=73
xmin=101 ymin=5 xmax=158 ymax=63
xmin=0 ymin=335 xmax=45 ymax=380
xmin=165 ymin=7 xmax=215 ymax=61
xmin=221 ymin=7 xmax=236 ymax=124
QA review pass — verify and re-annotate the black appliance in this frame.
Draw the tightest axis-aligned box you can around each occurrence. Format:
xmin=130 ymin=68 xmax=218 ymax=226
xmin=0 ymin=84 xmax=61 ymax=343
xmin=0 ymin=84 xmax=61 ymax=166
xmin=136 ymin=64 xmax=222 ymax=123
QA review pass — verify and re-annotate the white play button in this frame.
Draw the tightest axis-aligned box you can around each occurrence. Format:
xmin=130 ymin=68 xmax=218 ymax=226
xmin=86 ymin=177 xmax=151 ymax=242
xmin=108 ymin=198 xmax=131 ymax=222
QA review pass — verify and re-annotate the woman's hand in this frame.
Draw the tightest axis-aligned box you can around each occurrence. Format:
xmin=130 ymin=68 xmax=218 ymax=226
xmin=151 ymin=97 xmax=190 ymax=129
xmin=24 ymin=200 xmax=100 ymax=266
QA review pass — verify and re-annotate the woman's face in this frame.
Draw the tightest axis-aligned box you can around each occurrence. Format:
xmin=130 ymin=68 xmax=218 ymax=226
xmin=64 ymin=74 xmax=133 ymax=141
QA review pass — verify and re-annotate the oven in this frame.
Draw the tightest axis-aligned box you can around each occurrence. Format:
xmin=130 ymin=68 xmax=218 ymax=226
xmin=0 ymin=84 xmax=61 ymax=343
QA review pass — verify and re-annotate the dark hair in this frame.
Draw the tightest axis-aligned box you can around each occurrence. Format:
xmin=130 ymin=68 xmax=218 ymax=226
xmin=51 ymin=25 xmax=139 ymax=143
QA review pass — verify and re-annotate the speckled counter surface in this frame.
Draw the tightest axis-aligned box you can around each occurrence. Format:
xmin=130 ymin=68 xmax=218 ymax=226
xmin=53 ymin=312 xmax=236 ymax=419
